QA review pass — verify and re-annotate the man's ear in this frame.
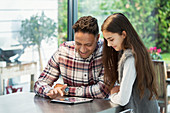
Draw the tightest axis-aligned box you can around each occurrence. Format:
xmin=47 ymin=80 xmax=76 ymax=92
xmin=122 ymin=31 xmax=127 ymax=39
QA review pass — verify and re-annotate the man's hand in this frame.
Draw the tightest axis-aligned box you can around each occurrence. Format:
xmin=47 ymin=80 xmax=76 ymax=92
xmin=110 ymin=86 xmax=120 ymax=95
xmin=46 ymin=84 xmax=67 ymax=99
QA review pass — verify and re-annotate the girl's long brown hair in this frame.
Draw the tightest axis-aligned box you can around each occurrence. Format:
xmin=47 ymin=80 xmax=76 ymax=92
xmin=102 ymin=13 xmax=158 ymax=99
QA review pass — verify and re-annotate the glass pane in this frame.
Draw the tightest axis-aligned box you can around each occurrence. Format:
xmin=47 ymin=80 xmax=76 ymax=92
xmin=78 ymin=0 xmax=108 ymax=35
xmin=58 ymin=0 xmax=67 ymax=45
xmin=78 ymin=0 xmax=157 ymax=48
xmin=0 ymin=0 xmax=67 ymax=94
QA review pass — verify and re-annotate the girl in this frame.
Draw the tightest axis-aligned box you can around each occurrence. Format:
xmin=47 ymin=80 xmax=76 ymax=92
xmin=101 ymin=13 xmax=159 ymax=113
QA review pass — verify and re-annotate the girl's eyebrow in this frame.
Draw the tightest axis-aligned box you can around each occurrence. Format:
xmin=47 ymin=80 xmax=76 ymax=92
xmin=106 ymin=37 xmax=112 ymax=40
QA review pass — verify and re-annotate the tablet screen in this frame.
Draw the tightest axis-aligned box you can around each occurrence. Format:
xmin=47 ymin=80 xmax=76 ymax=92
xmin=51 ymin=97 xmax=93 ymax=104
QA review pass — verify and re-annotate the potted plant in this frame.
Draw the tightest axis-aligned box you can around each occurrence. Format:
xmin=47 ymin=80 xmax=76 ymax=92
xmin=148 ymin=47 xmax=162 ymax=60
xmin=19 ymin=12 xmax=57 ymax=71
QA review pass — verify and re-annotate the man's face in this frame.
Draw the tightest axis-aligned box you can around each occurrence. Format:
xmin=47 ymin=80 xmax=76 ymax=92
xmin=75 ymin=32 xmax=99 ymax=59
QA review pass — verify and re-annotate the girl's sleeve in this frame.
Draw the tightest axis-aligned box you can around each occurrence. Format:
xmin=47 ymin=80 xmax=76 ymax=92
xmin=109 ymin=57 xmax=136 ymax=106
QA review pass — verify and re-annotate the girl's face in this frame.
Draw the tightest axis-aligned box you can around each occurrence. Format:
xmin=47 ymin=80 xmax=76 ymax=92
xmin=102 ymin=31 xmax=126 ymax=51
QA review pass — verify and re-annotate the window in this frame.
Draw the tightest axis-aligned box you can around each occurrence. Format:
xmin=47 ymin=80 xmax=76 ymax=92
xmin=0 ymin=0 xmax=67 ymax=94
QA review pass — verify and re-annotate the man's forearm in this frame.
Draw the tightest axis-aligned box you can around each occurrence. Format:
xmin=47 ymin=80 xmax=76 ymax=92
xmin=67 ymin=83 xmax=109 ymax=98
xmin=34 ymin=81 xmax=53 ymax=98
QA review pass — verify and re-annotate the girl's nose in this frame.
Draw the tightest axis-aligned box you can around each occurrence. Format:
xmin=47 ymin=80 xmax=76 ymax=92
xmin=107 ymin=42 xmax=111 ymax=47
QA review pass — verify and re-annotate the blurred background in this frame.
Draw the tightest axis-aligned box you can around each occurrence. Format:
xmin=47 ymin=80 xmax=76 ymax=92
xmin=0 ymin=0 xmax=169 ymax=99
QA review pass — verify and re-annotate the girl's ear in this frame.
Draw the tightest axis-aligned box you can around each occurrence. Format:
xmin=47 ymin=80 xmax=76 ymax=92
xmin=122 ymin=31 xmax=127 ymax=39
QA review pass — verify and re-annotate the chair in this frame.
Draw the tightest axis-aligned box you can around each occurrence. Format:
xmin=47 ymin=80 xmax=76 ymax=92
xmin=0 ymin=62 xmax=37 ymax=95
xmin=152 ymin=60 xmax=170 ymax=113
xmin=5 ymin=74 xmax=34 ymax=94
xmin=6 ymin=85 xmax=22 ymax=94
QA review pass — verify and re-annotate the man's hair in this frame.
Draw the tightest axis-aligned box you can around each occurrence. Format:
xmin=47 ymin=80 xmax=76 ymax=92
xmin=72 ymin=16 xmax=99 ymax=36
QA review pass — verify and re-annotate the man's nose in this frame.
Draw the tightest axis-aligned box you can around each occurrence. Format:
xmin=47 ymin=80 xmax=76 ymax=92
xmin=80 ymin=46 xmax=86 ymax=53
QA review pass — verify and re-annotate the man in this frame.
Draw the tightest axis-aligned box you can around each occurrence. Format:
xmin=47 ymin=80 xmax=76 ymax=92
xmin=34 ymin=16 xmax=109 ymax=99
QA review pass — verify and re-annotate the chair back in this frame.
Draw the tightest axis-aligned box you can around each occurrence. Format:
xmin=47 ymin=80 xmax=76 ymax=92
xmin=152 ymin=60 xmax=167 ymax=104
xmin=6 ymin=85 xmax=23 ymax=94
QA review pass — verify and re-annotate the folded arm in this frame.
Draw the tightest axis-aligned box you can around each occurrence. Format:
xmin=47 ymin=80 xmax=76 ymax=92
xmin=67 ymin=68 xmax=109 ymax=98
xmin=109 ymin=57 xmax=136 ymax=106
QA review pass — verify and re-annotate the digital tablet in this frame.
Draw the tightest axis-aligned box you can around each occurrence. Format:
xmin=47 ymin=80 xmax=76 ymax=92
xmin=51 ymin=97 xmax=93 ymax=105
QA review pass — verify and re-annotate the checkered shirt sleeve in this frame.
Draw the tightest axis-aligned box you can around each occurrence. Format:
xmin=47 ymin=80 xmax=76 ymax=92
xmin=34 ymin=41 xmax=109 ymax=98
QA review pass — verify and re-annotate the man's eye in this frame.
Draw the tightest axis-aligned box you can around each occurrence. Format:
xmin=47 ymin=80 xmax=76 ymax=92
xmin=76 ymin=43 xmax=81 ymax=45
xmin=110 ymin=39 xmax=114 ymax=41
xmin=86 ymin=44 xmax=92 ymax=47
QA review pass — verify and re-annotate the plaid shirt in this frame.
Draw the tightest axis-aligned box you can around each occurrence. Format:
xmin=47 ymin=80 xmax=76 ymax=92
xmin=34 ymin=40 xmax=109 ymax=98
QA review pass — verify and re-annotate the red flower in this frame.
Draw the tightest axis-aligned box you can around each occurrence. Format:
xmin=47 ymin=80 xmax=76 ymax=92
xmin=148 ymin=47 xmax=162 ymax=60
xmin=157 ymin=49 xmax=161 ymax=53
xmin=153 ymin=47 xmax=157 ymax=50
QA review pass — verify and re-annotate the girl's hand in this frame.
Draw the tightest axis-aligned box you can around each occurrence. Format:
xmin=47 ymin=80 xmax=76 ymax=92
xmin=110 ymin=86 xmax=120 ymax=95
